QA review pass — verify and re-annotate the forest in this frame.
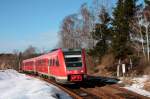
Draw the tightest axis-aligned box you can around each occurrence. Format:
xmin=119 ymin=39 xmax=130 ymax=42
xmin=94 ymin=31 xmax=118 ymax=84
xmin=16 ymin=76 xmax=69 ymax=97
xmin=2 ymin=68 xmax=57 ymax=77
xmin=57 ymin=0 xmax=150 ymax=76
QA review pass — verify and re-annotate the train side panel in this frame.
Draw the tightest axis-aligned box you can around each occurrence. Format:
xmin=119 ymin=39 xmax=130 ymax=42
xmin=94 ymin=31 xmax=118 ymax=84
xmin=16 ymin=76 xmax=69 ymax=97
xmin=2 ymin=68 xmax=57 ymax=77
xmin=22 ymin=59 xmax=35 ymax=73
xmin=48 ymin=50 xmax=67 ymax=82
xmin=35 ymin=58 xmax=49 ymax=75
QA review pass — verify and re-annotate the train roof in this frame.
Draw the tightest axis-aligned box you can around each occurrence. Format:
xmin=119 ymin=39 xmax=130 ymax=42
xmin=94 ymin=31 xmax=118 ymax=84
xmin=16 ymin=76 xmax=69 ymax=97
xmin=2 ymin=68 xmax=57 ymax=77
xmin=22 ymin=57 xmax=36 ymax=62
xmin=35 ymin=50 xmax=60 ymax=59
xmin=62 ymin=48 xmax=82 ymax=52
xmin=22 ymin=49 xmax=62 ymax=62
xmin=22 ymin=48 xmax=83 ymax=62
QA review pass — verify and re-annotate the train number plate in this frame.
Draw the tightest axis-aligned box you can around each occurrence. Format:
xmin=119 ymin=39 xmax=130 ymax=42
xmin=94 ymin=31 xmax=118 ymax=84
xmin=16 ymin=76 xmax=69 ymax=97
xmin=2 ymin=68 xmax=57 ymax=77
xmin=70 ymin=75 xmax=82 ymax=81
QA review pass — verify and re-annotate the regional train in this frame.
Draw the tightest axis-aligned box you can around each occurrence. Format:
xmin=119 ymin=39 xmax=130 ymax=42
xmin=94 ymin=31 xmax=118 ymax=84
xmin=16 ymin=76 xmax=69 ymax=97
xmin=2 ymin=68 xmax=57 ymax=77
xmin=21 ymin=48 xmax=87 ymax=84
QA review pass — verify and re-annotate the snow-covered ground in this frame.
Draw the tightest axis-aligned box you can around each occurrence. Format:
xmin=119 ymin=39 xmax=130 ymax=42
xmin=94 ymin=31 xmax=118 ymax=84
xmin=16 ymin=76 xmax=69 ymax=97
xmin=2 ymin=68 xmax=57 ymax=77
xmin=0 ymin=69 xmax=72 ymax=99
xmin=123 ymin=75 xmax=150 ymax=98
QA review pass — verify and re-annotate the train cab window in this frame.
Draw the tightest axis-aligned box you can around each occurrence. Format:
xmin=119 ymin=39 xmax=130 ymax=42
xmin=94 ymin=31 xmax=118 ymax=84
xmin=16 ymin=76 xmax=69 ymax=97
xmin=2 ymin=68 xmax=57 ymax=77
xmin=63 ymin=50 xmax=82 ymax=68
xmin=64 ymin=55 xmax=82 ymax=67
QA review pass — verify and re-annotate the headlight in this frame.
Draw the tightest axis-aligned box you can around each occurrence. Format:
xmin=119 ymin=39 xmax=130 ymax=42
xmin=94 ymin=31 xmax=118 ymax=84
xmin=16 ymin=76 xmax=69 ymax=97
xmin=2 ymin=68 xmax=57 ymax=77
xmin=81 ymin=70 xmax=84 ymax=73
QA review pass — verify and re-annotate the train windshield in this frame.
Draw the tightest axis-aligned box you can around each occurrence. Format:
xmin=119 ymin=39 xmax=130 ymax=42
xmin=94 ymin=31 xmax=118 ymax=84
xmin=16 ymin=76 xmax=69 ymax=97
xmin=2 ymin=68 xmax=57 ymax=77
xmin=63 ymin=51 xmax=82 ymax=68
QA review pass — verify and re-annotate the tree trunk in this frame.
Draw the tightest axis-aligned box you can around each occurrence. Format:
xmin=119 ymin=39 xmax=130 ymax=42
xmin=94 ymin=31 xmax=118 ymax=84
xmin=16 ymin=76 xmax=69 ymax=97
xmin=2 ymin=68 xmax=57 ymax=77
xmin=139 ymin=25 xmax=146 ymax=59
xmin=129 ymin=57 xmax=133 ymax=69
xmin=146 ymin=25 xmax=149 ymax=61
xmin=117 ymin=59 xmax=121 ymax=77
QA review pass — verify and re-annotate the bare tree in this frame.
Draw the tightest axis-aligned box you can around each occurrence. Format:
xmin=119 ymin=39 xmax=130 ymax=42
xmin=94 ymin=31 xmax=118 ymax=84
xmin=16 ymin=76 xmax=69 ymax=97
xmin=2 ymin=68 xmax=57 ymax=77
xmin=22 ymin=45 xmax=38 ymax=59
xmin=80 ymin=3 xmax=94 ymax=48
xmin=130 ymin=6 xmax=150 ymax=61
xmin=58 ymin=3 xmax=94 ymax=49
xmin=143 ymin=6 xmax=150 ymax=61
xmin=58 ymin=14 xmax=77 ymax=48
xmin=130 ymin=11 xmax=146 ymax=59
xmin=58 ymin=0 xmax=115 ymax=49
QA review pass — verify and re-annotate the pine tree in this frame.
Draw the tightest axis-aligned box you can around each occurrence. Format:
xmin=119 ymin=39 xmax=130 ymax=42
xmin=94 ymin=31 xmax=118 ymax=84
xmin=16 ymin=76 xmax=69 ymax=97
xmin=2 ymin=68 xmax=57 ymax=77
xmin=145 ymin=0 xmax=150 ymax=6
xmin=90 ymin=6 xmax=111 ymax=58
xmin=112 ymin=0 xmax=138 ymax=59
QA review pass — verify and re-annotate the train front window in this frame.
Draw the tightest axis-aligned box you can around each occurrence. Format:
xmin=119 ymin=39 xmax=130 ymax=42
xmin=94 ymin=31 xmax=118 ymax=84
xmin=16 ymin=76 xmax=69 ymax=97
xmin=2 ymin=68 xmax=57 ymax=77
xmin=63 ymin=50 xmax=83 ymax=68
xmin=64 ymin=55 xmax=82 ymax=67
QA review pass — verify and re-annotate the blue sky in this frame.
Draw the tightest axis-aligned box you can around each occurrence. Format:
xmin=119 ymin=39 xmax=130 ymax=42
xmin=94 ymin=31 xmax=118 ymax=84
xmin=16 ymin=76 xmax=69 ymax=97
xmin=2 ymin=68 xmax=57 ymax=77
xmin=0 ymin=0 xmax=94 ymax=53
xmin=0 ymin=0 xmax=143 ymax=53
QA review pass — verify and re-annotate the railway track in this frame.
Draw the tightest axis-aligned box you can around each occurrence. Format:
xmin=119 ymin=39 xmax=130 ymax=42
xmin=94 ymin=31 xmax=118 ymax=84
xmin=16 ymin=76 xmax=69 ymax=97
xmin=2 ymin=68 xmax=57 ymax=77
xmin=38 ymin=77 xmax=100 ymax=99
xmin=27 ymin=74 xmax=149 ymax=99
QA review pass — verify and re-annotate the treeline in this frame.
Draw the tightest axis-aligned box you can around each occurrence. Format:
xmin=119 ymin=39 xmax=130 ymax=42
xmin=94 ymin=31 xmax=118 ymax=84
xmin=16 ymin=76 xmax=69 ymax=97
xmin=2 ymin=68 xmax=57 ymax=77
xmin=58 ymin=0 xmax=150 ymax=75
xmin=0 ymin=46 xmax=41 ymax=70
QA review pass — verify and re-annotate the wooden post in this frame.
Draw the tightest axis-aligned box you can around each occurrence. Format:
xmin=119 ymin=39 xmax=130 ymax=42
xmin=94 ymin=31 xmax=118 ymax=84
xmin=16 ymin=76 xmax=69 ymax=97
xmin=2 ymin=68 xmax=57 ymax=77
xmin=122 ymin=64 xmax=126 ymax=77
xmin=117 ymin=59 xmax=121 ymax=77
xmin=130 ymin=58 xmax=133 ymax=69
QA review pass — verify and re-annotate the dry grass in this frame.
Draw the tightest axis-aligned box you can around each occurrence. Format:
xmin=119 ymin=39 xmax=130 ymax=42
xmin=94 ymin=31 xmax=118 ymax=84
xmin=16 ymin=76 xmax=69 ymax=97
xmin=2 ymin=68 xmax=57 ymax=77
xmin=100 ymin=53 xmax=115 ymax=68
xmin=136 ymin=56 xmax=150 ymax=75
xmin=144 ymin=66 xmax=150 ymax=75
xmin=121 ymin=77 xmax=134 ymax=86
xmin=93 ymin=54 xmax=115 ymax=76
xmin=94 ymin=66 xmax=113 ymax=77
xmin=144 ymin=79 xmax=150 ymax=92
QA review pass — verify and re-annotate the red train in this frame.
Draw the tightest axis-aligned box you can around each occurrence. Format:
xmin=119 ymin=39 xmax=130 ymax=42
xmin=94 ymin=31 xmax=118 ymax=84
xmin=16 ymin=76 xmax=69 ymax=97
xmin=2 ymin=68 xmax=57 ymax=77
xmin=22 ymin=48 xmax=87 ymax=84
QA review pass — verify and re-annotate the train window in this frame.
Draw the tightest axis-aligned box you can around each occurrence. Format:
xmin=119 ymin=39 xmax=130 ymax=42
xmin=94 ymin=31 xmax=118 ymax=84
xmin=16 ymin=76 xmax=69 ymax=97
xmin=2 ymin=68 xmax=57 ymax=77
xmin=63 ymin=51 xmax=81 ymax=55
xmin=48 ymin=59 xmax=50 ymax=66
xmin=37 ymin=60 xmax=40 ymax=66
xmin=35 ymin=61 xmax=38 ymax=66
xmin=42 ymin=59 xmax=46 ymax=66
xmin=50 ymin=59 xmax=52 ymax=66
xmin=49 ymin=59 xmax=52 ymax=66
xmin=56 ymin=57 xmax=59 ymax=66
xmin=51 ymin=59 xmax=53 ymax=66
xmin=53 ymin=59 xmax=55 ymax=66
xmin=44 ymin=59 xmax=47 ymax=65
xmin=25 ymin=61 xmax=34 ymax=66
xmin=37 ymin=60 xmax=42 ymax=66
xmin=52 ymin=59 xmax=54 ymax=66
xmin=41 ymin=60 xmax=43 ymax=65
xmin=41 ymin=60 xmax=42 ymax=65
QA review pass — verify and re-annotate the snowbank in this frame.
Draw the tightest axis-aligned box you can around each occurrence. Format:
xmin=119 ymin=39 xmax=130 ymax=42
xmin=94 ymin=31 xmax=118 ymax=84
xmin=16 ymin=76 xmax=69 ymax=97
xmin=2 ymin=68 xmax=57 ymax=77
xmin=0 ymin=69 xmax=71 ymax=99
xmin=124 ymin=75 xmax=150 ymax=98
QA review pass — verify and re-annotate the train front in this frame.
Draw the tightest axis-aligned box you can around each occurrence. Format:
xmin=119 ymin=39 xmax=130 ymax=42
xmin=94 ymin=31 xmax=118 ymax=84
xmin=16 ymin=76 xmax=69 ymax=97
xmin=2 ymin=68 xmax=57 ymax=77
xmin=63 ymin=49 xmax=87 ymax=83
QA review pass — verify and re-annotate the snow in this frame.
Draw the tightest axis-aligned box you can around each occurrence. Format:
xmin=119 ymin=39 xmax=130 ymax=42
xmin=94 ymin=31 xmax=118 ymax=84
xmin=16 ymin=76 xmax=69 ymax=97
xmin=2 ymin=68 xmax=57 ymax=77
xmin=124 ymin=75 xmax=150 ymax=98
xmin=0 ymin=69 xmax=72 ymax=99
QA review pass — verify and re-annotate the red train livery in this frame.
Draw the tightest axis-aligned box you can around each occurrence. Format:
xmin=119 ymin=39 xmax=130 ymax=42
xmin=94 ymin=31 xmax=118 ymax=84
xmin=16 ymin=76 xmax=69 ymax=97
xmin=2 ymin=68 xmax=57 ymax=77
xmin=22 ymin=48 xmax=87 ymax=84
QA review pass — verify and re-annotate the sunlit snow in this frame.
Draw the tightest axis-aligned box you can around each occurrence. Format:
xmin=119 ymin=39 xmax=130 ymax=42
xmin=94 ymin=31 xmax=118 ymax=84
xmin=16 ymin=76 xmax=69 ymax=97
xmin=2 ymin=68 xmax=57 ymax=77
xmin=0 ymin=69 xmax=71 ymax=99
xmin=124 ymin=75 xmax=150 ymax=98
